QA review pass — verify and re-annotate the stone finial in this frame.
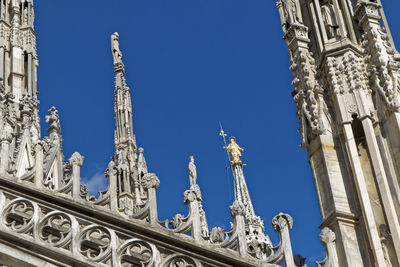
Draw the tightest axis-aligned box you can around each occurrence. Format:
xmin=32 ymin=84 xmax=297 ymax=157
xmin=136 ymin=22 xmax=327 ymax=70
xmin=137 ymin=148 xmax=148 ymax=175
xmin=320 ymin=227 xmax=336 ymax=244
xmin=272 ymin=213 xmax=293 ymax=232
xmin=69 ymin=152 xmax=84 ymax=167
xmin=183 ymin=185 xmax=202 ymax=204
xmin=141 ymin=173 xmax=160 ymax=190
xmin=105 ymin=158 xmax=117 ymax=178
xmin=230 ymin=200 xmax=246 ymax=217
xmin=317 ymin=228 xmax=339 ymax=267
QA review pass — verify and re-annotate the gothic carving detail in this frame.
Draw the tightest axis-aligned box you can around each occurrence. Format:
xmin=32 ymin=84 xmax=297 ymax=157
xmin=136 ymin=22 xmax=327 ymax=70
xmin=117 ymin=239 xmax=160 ymax=267
xmin=141 ymin=173 xmax=160 ymax=190
xmin=291 ymin=47 xmax=328 ymax=145
xmin=2 ymin=198 xmax=35 ymax=234
xmin=170 ymin=213 xmax=186 ymax=230
xmin=230 ymin=200 xmax=246 ymax=217
xmin=210 ymin=227 xmax=226 ymax=244
xmin=0 ymin=2 xmax=306 ymax=264
xmin=0 ymin=186 xmax=297 ymax=266
xmin=161 ymin=254 xmax=202 ymax=267
xmin=37 ymin=211 xmax=72 ymax=249
xmin=316 ymin=227 xmax=339 ymax=267
xmin=79 ymin=225 xmax=112 ymax=263
xmin=45 ymin=107 xmax=61 ymax=135
xmin=272 ymin=213 xmax=293 ymax=232
xmin=357 ymin=2 xmax=400 ymax=113
xmin=277 ymin=0 xmax=302 ymax=33
xmin=183 ymin=185 xmax=202 ymax=204
xmin=321 ymin=0 xmax=341 ymax=39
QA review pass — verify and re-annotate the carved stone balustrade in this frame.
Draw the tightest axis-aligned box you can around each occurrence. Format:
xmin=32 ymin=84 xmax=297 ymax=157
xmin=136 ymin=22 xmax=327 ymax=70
xmin=0 ymin=180 xmax=279 ymax=267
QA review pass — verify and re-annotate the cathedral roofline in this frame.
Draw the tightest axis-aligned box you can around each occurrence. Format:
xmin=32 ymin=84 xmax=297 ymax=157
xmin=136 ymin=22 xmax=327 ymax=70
xmin=0 ymin=1 xmax=303 ymax=266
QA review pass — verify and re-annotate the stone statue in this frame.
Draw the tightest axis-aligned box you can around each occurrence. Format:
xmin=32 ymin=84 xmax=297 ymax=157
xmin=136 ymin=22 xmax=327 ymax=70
xmin=45 ymin=107 xmax=61 ymax=133
xmin=321 ymin=0 xmax=340 ymax=39
xmin=225 ymin=137 xmax=244 ymax=165
xmin=23 ymin=6 xmax=28 ymax=25
xmin=111 ymin=32 xmax=122 ymax=65
xmin=283 ymin=0 xmax=300 ymax=25
xmin=188 ymin=156 xmax=197 ymax=187
xmin=0 ymin=1 xmax=5 ymax=20
xmin=115 ymin=147 xmax=127 ymax=165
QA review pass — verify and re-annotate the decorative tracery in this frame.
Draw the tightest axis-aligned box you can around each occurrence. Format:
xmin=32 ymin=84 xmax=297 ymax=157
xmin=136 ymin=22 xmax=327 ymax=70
xmin=2 ymin=198 xmax=35 ymax=234
xmin=38 ymin=211 xmax=72 ymax=249
xmin=118 ymin=239 xmax=159 ymax=267
xmin=79 ymin=225 xmax=112 ymax=263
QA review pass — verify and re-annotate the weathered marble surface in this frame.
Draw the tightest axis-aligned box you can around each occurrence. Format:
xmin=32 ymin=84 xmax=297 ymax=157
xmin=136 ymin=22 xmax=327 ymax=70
xmin=277 ymin=0 xmax=400 ymax=266
xmin=0 ymin=1 xmax=301 ymax=266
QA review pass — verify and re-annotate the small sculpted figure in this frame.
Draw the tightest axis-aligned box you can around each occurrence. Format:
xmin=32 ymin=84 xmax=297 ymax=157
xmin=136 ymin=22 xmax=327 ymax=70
xmin=23 ymin=6 xmax=28 ymax=25
xmin=111 ymin=32 xmax=122 ymax=65
xmin=199 ymin=205 xmax=209 ymax=238
xmin=45 ymin=107 xmax=60 ymax=131
xmin=0 ymin=1 xmax=5 ymax=20
xmin=225 ymin=137 xmax=244 ymax=165
xmin=210 ymin=227 xmax=225 ymax=243
xmin=321 ymin=0 xmax=340 ymax=39
xmin=283 ymin=0 xmax=300 ymax=25
xmin=188 ymin=156 xmax=197 ymax=187
xmin=116 ymin=146 xmax=127 ymax=165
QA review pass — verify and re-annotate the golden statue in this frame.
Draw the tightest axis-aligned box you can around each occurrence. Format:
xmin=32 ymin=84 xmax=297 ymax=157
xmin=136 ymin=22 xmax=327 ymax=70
xmin=225 ymin=137 xmax=244 ymax=165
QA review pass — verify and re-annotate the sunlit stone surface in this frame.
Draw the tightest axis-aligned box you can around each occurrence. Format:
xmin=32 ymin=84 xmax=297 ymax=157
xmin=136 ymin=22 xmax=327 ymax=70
xmin=0 ymin=1 xmax=301 ymax=266
xmin=277 ymin=0 xmax=400 ymax=266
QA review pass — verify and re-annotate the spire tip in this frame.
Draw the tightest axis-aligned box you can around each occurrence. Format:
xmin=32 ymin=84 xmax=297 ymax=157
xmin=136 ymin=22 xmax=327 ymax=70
xmin=111 ymin=32 xmax=123 ymax=67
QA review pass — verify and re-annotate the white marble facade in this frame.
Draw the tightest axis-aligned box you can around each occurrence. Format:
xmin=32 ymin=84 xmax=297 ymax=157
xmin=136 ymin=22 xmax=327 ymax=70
xmin=0 ymin=1 xmax=304 ymax=266
xmin=277 ymin=0 xmax=400 ymax=266
xmin=1 ymin=0 xmax=398 ymax=266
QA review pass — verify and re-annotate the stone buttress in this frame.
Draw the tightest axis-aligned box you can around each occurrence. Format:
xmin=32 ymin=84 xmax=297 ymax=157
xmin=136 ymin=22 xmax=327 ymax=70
xmin=277 ymin=0 xmax=400 ymax=266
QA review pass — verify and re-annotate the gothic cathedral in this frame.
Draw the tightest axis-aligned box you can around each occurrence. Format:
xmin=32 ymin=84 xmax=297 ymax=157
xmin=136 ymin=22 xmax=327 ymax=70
xmin=0 ymin=0 xmax=398 ymax=266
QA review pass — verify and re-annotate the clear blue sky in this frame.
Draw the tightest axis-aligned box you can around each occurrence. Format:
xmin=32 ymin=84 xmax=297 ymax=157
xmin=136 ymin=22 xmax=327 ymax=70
xmin=35 ymin=0 xmax=400 ymax=264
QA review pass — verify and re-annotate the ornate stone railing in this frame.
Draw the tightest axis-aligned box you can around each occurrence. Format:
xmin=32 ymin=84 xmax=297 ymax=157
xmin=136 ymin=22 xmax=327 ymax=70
xmin=0 ymin=106 xmax=300 ymax=266
xmin=0 ymin=173 xmax=290 ymax=267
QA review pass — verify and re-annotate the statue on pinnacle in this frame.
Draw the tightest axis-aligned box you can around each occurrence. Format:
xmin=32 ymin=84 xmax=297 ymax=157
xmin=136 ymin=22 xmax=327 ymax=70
xmin=111 ymin=32 xmax=123 ymax=65
xmin=225 ymin=137 xmax=244 ymax=165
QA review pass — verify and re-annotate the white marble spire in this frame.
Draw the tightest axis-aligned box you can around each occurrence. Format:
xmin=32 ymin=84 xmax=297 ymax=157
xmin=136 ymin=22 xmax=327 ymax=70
xmin=223 ymin=134 xmax=272 ymax=260
xmin=110 ymin=33 xmax=143 ymax=214
xmin=0 ymin=0 xmax=39 ymax=177
xmin=111 ymin=32 xmax=137 ymax=158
